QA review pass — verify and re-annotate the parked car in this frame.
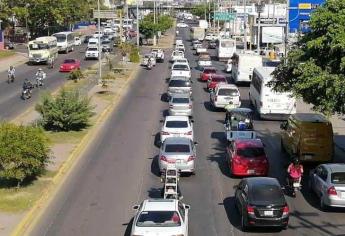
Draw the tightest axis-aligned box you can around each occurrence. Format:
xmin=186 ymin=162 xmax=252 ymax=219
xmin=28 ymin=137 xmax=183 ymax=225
xmin=208 ymin=40 xmax=217 ymax=49
xmin=200 ymin=67 xmax=217 ymax=82
xmin=4 ymin=40 xmax=14 ymax=49
xmin=85 ymin=47 xmax=99 ymax=60
xmin=59 ymin=59 xmax=80 ymax=72
xmin=171 ymin=50 xmax=185 ymax=62
xmin=159 ymin=137 xmax=197 ymax=174
xmin=131 ymin=199 xmax=190 ymax=236
xmin=171 ymin=63 xmax=191 ymax=79
xmin=168 ymin=78 xmax=192 ymax=97
xmin=160 ymin=116 xmax=194 ymax=142
xmin=207 ymin=74 xmax=227 ymax=91
xmin=169 ymin=94 xmax=193 ymax=117
xmin=74 ymin=37 xmax=82 ymax=46
xmin=227 ymin=139 xmax=269 ymax=177
xmin=309 ymin=163 xmax=345 ymax=209
xmin=235 ymin=177 xmax=289 ymax=231
xmin=151 ymin=48 xmax=165 ymax=62
xmin=210 ymin=83 xmax=241 ymax=109
xmin=177 ymin=22 xmax=189 ymax=28
xmin=175 ymin=44 xmax=185 ymax=53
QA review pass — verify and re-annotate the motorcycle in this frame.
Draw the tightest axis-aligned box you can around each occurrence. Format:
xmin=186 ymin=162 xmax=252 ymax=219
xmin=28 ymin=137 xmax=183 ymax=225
xmin=287 ymin=175 xmax=301 ymax=197
xmin=48 ymin=59 xmax=54 ymax=69
xmin=21 ymin=88 xmax=32 ymax=100
xmin=7 ymin=73 xmax=15 ymax=83
xmin=35 ymin=76 xmax=44 ymax=87
xmin=147 ymin=61 xmax=153 ymax=70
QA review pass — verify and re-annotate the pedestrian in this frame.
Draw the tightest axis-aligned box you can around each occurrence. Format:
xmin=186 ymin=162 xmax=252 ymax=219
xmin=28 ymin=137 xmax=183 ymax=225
xmin=122 ymin=51 xmax=126 ymax=63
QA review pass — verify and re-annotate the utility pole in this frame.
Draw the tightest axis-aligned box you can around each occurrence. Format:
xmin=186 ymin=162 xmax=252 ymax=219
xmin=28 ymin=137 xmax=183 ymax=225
xmin=255 ymin=1 xmax=264 ymax=55
xmin=208 ymin=0 xmax=211 ymax=27
xmin=136 ymin=0 xmax=139 ymax=47
xmin=243 ymin=0 xmax=247 ymax=50
xmin=217 ymin=0 xmax=220 ymax=36
xmin=97 ymin=0 xmax=102 ymax=84
xmin=153 ymin=0 xmax=156 ymax=45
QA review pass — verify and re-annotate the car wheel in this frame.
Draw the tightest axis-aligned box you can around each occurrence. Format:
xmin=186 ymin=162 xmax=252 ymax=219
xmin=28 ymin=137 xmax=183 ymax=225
xmin=320 ymin=196 xmax=328 ymax=211
xmin=282 ymin=224 xmax=288 ymax=230
xmin=241 ymin=215 xmax=248 ymax=232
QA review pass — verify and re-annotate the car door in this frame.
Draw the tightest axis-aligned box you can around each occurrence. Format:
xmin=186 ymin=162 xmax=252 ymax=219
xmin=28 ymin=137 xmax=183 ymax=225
xmin=235 ymin=181 xmax=247 ymax=214
xmin=314 ymin=166 xmax=327 ymax=197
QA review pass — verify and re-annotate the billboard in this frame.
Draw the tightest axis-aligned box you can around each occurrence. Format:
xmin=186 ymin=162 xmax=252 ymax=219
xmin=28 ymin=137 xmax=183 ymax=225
xmin=262 ymin=27 xmax=284 ymax=43
xmin=289 ymin=0 xmax=325 ymax=33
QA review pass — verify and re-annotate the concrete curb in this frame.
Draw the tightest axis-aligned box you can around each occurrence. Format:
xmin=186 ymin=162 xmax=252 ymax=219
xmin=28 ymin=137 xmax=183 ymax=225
xmin=10 ymin=64 xmax=141 ymax=236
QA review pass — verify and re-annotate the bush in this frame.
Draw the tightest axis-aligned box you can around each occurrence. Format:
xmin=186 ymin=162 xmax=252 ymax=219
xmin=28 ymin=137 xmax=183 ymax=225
xmin=0 ymin=123 xmax=50 ymax=186
xmin=129 ymin=47 xmax=140 ymax=63
xmin=68 ymin=68 xmax=84 ymax=82
xmin=35 ymin=88 xmax=94 ymax=131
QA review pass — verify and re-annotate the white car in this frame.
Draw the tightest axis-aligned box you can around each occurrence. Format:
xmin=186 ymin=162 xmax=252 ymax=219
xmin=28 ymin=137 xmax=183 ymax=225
xmin=196 ymin=46 xmax=207 ymax=55
xmin=151 ymin=48 xmax=165 ymax=62
xmin=177 ymin=22 xmax=189 ymax=28
xmin=93 ymin=31 xmax=103 ymax=38
xmin=74 ymin=37 xmax=82 ymax=46
xmin=210 ymin=83 xmax=241 ymax=109
xmin=171 ymin=50 xmax=185 ymax=62
xmin=175 ymin=44 xmax=185 ymax=53
xmin=131 ymin=199 xmax=190 ymax=236
xmin=204 ymin=33 xmax=218 ymax=41
xmin=171 ymin=63 xmax=191 ymax=79
xmin=173 ymin=58 xmax=189 ymax=65
xmin=160 ymin=116 xmax=194 ymax=142
xmin=85 ymin=47 xmax=99 ymax=60
xmin=176 ymin=38 xmax=183 ymax=45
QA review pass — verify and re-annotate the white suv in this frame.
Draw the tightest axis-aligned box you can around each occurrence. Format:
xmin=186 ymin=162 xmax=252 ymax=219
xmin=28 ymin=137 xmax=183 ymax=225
xmin=85 ymin=47 xmax=99 ymax=60
xmin=160 ymin=116 xmax=194 ymax=142
xmin=131 ymin=199 xmax=190 ymax=236
xmin=210 ymin=83 xmax=241 ymax=109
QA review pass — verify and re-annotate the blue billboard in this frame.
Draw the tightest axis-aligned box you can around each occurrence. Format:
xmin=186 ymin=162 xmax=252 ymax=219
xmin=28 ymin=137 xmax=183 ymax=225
xmin=289 ymin=0 xmax=325 ymax=33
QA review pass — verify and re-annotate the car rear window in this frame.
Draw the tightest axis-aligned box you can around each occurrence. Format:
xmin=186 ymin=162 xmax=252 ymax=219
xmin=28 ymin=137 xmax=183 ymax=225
xmin=88 ymin=48 xmax=97 ymax=51
xmin=166 ymin=121 xmax=188 ymax=128
xmin=204 ymin=69 xmax=216 ymax=74
xmin=251 ymin=184 xmax=285 ymax=205
xmin=136 ymin=211 xmax=181 ymax=227
xmin=218 ymin=88 xmax=238 ymax=96
xmin=237 ymin=148 xmax=265 ymax=158
xmin=331 ymin=172 xmax=345 ymax=184
xmin=169 ymin=80 xmax=190 ymax=87
xmin=64 ymin=59 xmax=75 ymax=64
xmin=173 ymin=64 xmax=189 ymax=71
xmin=165 ymin=144 xmax=190 ymax=153
xmin=172 ymin=98 xmax=190 ymax=103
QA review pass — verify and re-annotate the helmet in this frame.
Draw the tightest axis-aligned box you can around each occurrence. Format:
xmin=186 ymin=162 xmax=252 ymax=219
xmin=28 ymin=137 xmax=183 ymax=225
xmin=10 ymin=66 xmax=13 ymax=70
xmin=38 ymin=68 xmax=42 ymax=71
xmin=293 ymin=158 xmax=299 ymax=165
xmin=24 ymin=78 xmax=28 ymax=82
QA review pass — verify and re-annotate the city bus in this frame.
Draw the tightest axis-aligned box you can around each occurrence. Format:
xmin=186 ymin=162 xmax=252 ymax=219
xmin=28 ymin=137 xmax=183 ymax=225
xmin=217 ymin=38 xmax=236 ymax=62
xmin=28 ymin=36 xmax=58 ymax=64
xmin=52 ymin=31 xmax=75 ymax=53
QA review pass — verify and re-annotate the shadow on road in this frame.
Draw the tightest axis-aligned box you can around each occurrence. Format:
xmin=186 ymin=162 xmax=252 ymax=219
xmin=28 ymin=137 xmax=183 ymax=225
xmin=160 ymin=92 xmax=169 ymax=102
xmin=151 ymin=155 xmax=161 ymax=177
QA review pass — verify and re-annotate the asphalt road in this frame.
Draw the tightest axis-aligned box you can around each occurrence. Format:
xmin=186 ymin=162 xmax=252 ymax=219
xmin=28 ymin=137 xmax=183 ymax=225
xmin=29 ymin=28 xmax=345 ymax=236
xmin=0 ymin=44 xmax=101 ymax=120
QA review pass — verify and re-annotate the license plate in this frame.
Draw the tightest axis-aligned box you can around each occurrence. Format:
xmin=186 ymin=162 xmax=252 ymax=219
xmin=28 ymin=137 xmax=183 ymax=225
xmin=247 ymin=170 xmax=255 ymax=174
xmin=264 ymin=210 xmax=273 ymax=216
xmin=176 ymin=159 xmax=182 ymax=164
xmin=224 ymin=97 xmax=231 ymax=100
xmin=293 ymin=182 xmax=300 ymax=188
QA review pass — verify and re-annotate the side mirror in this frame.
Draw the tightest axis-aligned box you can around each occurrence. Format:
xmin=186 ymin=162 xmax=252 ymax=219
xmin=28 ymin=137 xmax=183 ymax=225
xmin=160 ymin=120 xmax=164 ymax=123
xmin=190 ymin=119 xmax=194 ymax=123
xmin=179 ymin=196 xmax=184 ymax=200
xmin=194 ymin=141 xmax=198 ymax=145
xmin=184 ymin=204 xmax=191 ymax=210
xmin=132 ymin=205 xmax=139 ymax=210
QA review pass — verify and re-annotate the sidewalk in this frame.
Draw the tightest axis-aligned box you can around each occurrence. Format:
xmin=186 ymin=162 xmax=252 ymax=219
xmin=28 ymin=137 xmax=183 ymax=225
xmin=0 ymin=52 xmax=28 ymax=73
xmin=297 ymin=100 xmax=345 ymax=160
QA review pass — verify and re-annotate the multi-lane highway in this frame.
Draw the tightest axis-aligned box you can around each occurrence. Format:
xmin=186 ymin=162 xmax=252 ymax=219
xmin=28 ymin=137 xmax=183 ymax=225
xmin=28 ymin=28 xmax=345 ymax=236
xmin=0 ymin=44 xmax=99 ymax=120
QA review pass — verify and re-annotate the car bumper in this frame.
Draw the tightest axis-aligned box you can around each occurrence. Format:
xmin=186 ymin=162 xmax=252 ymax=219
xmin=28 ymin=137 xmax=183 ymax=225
xmin=59 ymin=68 xmax=74 ymax=72
xmin=159 ymin=161 xmax=195 ymax=173
xmin=161 ymin=134 xmax=194 ymax=142
xmin=169 ymin=109 xmax=192 ymax=116
xmin=247 ymin=215 xmax=289 ymax=228
xmin=231 ymin=164 xmax=268 ymax=176
xmin=29 ymin=58 xmax=48 ymax=63
xmin=212 ymin=101 xmax=241 ymax=109
xmin=324 ymin=197 xmax=345 ymax=208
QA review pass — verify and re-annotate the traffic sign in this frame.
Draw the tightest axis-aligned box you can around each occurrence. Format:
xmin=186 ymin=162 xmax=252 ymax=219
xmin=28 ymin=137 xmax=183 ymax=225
xmin=214 ymin=12 xmax=235 ymax=21
xmin=93 ymin=10 xmax=117 ymax=19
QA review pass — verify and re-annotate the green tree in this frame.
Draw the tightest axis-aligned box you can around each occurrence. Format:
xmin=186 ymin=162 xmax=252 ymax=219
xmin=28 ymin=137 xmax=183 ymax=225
xmin=36 ymin=88 xmax=94 ymax=131
xmin=269 ymin=0 xmax=345 ymax=115
xmin=0 ymin=123 xmax=50 ymax=186
xmin=139 ymin=14 xmax=173 ymax=39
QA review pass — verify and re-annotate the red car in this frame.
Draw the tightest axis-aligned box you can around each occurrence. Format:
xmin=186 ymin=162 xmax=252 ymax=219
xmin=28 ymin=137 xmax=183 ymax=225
xmin=227 ymin=139 xmax=269 ymax=177
xmin=59 ymin=59 xmax=81 ymax=72
xmin=207 ymin=74 xmax=227 ymax=91
xmin=200 ymin=67 xmax=217 ymax=82
xmin=128 ymin=29 xmax=137 ymax=38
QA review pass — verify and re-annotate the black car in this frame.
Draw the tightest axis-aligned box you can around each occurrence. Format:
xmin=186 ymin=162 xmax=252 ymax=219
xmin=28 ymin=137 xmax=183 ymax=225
xmin=208 ymin=40 xmax=217 ymax=49
xmin=234 ymin=177 xmax=289 ymax=231
xmin=83 ymin=35 xmax=92 ymax=44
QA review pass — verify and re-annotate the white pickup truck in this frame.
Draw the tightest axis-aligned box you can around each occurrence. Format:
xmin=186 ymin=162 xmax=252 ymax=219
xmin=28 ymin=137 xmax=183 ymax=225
xmin=151 ymin=48 xmax=165 ymax=62
xmin=171 ymin=63 xmax=191 ymax=79
xmin=197 ymin=53 xmax=212 ymax=68
xmin=224 ymin=108 xmax=256 ymax=142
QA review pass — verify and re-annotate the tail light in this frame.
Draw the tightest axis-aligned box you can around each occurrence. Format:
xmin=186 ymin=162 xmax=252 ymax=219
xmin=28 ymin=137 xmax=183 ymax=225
xmin=187 ymin=155 xmax=195 ymax=162
xmin=184 ymin=131 xmax=192 ymax=135
xmin=233 ymin=157 xmax=241 ymax=165
xmin=161 ymin=131 xmax=170 ymax=135
xmin=160 ymin=155 xmax=167 ymax=162
xmin=327 ymin=186 xmax=337 ymax=195
xmin=282 ymin=205 xmax=289 ymax=216
xmin=189 ymin=104 xmax=192 ymax=109
xmin=247 ymin=205 xmax=255 ymax=215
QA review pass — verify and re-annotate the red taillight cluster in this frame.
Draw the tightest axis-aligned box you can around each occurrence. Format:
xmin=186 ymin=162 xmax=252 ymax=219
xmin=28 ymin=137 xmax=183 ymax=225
xmin=160 ymin=155 xmax=175 ymax=163
xmin=233 ymin=157 xmax=242 ymax=165
xmin=247 ymin=205 xmax=255 ymax=215
xmin=187 ymin=156 xmax=195 ymax=162
xmin=189 ymin=104 xmax=192 ymax=109
xmin=282 ymin=205 xmax=289 ymax=216
xmin=327 ymin=186 xmax=337 ymax=195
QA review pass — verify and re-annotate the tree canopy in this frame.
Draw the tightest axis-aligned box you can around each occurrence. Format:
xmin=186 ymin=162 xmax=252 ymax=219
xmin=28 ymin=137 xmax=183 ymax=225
xmin=270 ymin=0 xmax=345 ymax=115
xmin=139 ymin=14 xmax=173 ymax=39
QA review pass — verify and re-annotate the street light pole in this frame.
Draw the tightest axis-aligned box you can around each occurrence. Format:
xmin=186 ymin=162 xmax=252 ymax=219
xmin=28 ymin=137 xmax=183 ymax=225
xmin=153 ymin=0 xmax=156 ymax=45
xmin=136 ymin=0 xmax=139 ymax=47
xmin=244 ymin=0 xmax=247 ymax=50
xmin=97 ymin=0 xmax=102 ymax=85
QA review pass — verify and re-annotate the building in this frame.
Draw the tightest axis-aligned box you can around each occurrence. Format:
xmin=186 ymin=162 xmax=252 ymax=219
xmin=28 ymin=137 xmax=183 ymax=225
xmin=288 ymin=0 xmax=325 ymax=33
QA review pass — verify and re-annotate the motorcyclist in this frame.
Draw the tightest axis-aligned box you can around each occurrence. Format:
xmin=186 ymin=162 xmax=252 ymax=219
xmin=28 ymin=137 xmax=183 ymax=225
xmin=287 ymin=157 xmax=304 ymax=186
xmin=8 ymin=66 xmax=16 ymax=81
xmin=147 ymin=56 xmax=153 ymax=68
xmin=22 ymin=78 xmax=33 ymax=94
xmin=47 ymin=57 xmax=54 ymax=69
xmin=35 ymin=68 xmax=46 ymax=86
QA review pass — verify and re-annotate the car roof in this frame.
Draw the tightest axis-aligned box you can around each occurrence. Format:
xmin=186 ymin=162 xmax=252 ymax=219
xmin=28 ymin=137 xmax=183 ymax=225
xmin=322 ymin=163 xmax=345 ymax=173
xmin=234 ymin=139 xmax=263 ymax=149
xmin=253 ymin=67 xmax=275 ymax=80
xmin=216 ymin=83 xmax=238 ymax=89
xmin=171 ymin=94 xmax=190 ymax=99
xmin=165 ymin=116 xmax=189 ymax=122
xmin=142 ymin=199 xmax=177 ymax=211
xmin=164 ymin=137 xmax=192 ymax=145
xmin=246 ymin=177 xmax=280 ymax=187
xmin=291 ymin=113 xmax=328 ymax=123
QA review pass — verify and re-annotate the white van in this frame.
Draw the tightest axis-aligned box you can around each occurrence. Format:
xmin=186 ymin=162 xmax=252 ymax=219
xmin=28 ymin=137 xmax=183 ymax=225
xmin=249 ymin=67 xmax=296 ymax=119
xmin=52 ymin=31 xmax=75 ymax=53
xmin=231 ymin=53 xmax=263 ymax=84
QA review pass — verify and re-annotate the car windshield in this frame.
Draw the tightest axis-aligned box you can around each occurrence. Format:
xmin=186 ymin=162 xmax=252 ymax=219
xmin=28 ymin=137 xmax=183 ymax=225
xmin=136 ymin=211 xmax=181 ymax=227
xmin=166 ymin=121 xmax=188 ymax=128
xmin=204 ymin=69 xmax=216 ymax=74
xmin=237 ymin=147 xmax=265 ymax=157
xmin=88 ymin=48 xmax=98 ymax=51
xmin=54 ymin=34 xmax=66 ymax=42
xmin=169 ymin=80 xmax=190 ymax=87
xmin=165 ymin=144 xmax=190 ymax=153
xmin=172 ymin=98 xmax=189 ymax=104
xmin=29 ymin=43 xmax=49 ymax=50
xmin=220 ymin=40 xmax=235 ymax=48
xmin=212 ymin=77 xmax=226 ymax=82
xmin=251 ymin=184 xmax=285 ymax=205
xmin=173 ymin=65 xmax=189 ymax=71
xmin=331 ymin=172 xmax=345 ymax=184
xmin=64 ymin=59 xmax=76 ymax=64
xmin=102 ymin=41 xmax=110 ymax=44
xmin=218 ymin=88 xmax=238 ymax=96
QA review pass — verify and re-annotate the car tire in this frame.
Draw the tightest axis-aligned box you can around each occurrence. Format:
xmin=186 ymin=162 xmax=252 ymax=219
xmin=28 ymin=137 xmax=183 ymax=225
xmin=282 ymin=224 xmax=288 ymax=230
xmin=241 ymin=215 xmax=248 ymax=232
xmin=320 ymin=196 xmax=328 ymax=211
